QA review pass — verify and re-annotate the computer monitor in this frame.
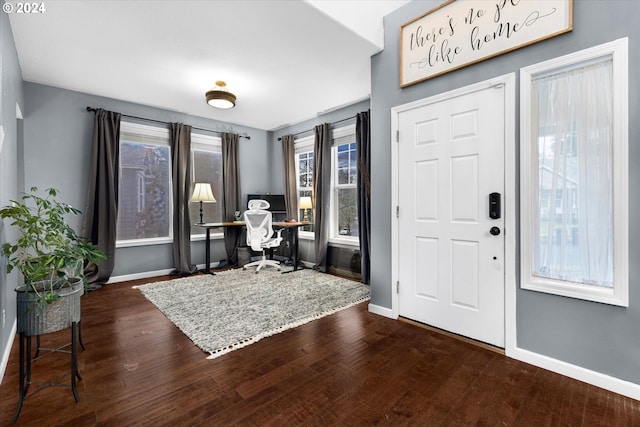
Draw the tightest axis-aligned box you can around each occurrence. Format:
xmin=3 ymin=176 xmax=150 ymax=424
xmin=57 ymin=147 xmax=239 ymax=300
xmin=247 ymin=194 xmax=287 ymax=213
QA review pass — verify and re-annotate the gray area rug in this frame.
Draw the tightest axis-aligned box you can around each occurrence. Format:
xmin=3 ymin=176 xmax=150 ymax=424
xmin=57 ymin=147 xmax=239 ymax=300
xmin=134 ymin=268 xmax=370 ymax=359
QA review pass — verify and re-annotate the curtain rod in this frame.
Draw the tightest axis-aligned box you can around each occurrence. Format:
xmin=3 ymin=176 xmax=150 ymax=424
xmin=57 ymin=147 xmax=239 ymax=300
xmin=277 ymin=115 xmax=356 ymax=141
xmin=86 ymin=107 xmax=251 ymax=140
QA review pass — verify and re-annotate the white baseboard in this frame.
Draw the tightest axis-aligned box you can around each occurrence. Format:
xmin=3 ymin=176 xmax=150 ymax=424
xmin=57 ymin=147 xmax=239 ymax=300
xmin=508 ymin=346 xmax=640 ymax=401
xmin=0 ymin=320 xmax=16 ymax=386
xmin=109 ymin=260 xmax=314 ymax=285
xmin=107 ymin=269 xmax=175 ymax=284
xmin=368 ymin=304 xmax=639 ymax=401
xmin=107 ymin=262 xmax=221 ymax=284
xmin=368 ymin=303 xmax=395 ymax=319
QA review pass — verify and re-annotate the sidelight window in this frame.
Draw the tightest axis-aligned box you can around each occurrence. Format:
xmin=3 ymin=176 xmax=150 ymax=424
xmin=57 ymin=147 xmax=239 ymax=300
xmin=520 ymin=38 xmax=628 ymax=306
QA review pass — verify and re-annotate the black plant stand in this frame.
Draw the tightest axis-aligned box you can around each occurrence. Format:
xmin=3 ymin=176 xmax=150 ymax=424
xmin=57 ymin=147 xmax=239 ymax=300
xmin=34 ymin=320 xmax=85 ymax=357
xmin=13 ymin=321 xmax=81 ymax=422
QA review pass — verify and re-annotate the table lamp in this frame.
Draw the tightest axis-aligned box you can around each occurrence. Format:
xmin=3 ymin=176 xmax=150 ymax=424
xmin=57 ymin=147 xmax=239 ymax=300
xmin=191 ymin=183 xmax=216 ymax=224
xmin=299 ymin=196 xmax=312 ymax=223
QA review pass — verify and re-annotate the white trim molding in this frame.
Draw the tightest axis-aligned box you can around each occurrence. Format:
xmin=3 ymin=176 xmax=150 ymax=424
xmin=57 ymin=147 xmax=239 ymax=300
xmin=0 ymin=320 xmax=17 ymax=385
xmin=508 ymin=346 xmax=640 ymax=401
xmin=107 ymin=268 xmax=177 ymax=284
xmin=368 ymin=303 xmax=394 ymax=319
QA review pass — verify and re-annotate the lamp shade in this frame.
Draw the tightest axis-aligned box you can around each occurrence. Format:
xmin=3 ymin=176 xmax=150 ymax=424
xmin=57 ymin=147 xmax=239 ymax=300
xmin=299 ymin=196 xmax=312 ymax=209
xmin=191 ymin=183 xmax=216 ymax=202
xmin=205 ymin=80 xmax=236 ymax=109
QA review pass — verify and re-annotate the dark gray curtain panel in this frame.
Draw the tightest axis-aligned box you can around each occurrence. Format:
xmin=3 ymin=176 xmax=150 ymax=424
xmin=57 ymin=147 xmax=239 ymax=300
xmin=222 ymin=133 xmax=241 ymax=265
xmin=313 ymin=123 xmax=331 ymax=272
xmin=356 ymin=111 xmax=371 ymax=284
xmin=170 ymin=123 xmax=197 ymax=275
xmin=280 ymin=134 xmax=298 ymax=219
xmin=82 ymin=108 xmax=120 ymax=285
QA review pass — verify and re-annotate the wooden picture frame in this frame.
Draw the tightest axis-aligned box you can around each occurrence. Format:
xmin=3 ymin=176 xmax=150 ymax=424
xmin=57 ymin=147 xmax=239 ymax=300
xmin=400 ymin=0 xmax=573 ymax=87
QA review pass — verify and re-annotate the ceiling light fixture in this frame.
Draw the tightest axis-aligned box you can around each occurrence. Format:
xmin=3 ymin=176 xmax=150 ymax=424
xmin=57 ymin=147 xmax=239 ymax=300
xmin=205 ymin=80 xmax=236 ymax=109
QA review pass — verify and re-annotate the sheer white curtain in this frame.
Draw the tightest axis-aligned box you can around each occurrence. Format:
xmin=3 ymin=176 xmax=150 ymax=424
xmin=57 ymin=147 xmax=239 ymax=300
xmin=532 ymin=58 xmax=613 ymax=287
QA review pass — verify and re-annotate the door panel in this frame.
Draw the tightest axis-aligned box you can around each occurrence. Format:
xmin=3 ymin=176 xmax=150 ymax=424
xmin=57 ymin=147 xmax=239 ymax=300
xmin=398 ymin=84 xmax=505 ymax=347
xmin=415 ymin=161 xmax=438 ymax=220
xmin=415 ymin=237 xmax=439 ymax=299
xmin=451 ymin=155 xmax=479 ymax=222
xmin=450 ymin=239 xmax=479 ymax=309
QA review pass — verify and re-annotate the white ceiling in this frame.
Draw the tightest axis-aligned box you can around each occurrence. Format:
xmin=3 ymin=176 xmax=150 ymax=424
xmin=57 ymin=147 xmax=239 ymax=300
xmin=8 ymin=0 xmax=410 ymax=131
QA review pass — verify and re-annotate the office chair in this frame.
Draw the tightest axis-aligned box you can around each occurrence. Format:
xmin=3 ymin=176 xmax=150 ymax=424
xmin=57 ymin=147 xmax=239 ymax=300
xmin=243 ymin=199 xmax=283 ymax=273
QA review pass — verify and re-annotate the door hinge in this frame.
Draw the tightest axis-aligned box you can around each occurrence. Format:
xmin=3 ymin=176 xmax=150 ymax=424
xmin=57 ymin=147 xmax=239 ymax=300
xmin=396 ymin=205 xmax=399 ymax=218
xmin=396 ymin=281 xmax=400 ymax=294
xmin=396 ymin=130 xmax=399 ymax=142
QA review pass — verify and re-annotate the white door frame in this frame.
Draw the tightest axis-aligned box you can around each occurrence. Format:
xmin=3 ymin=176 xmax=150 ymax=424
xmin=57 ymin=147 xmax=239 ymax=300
xmin=390 ymin=73 xmax=517 ymax=352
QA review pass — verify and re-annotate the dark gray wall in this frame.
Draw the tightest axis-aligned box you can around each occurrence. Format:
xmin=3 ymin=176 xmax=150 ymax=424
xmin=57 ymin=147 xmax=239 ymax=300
xmin=22 ymin=82 xmax=270 ymax=277
xmin=0 ymin=0 xmax=24 ymax=375
xmin=372 ymin=0 xmax=640 ymax=384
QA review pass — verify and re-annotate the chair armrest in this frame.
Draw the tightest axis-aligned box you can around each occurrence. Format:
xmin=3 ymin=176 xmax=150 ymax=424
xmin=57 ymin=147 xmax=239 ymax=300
xmin=265 ymin=228 xmax=284 ymax=247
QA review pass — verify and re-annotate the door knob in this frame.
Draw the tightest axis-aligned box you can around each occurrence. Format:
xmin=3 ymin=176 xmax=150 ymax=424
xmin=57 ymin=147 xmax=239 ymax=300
xmin=490 ymin=226 xmax=501 ymax=236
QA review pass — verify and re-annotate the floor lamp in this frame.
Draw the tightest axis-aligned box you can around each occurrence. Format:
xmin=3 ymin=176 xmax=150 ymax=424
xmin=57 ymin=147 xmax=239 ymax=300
xmin=191 ymin=183 xmax=216 ymax=224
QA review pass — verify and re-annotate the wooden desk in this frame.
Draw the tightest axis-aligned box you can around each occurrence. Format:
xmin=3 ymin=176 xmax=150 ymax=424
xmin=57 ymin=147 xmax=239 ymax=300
xmin=194 ymin=222 xmax=243 ymax=274
xmin=195 ymin=221 xmax=311 ymax=274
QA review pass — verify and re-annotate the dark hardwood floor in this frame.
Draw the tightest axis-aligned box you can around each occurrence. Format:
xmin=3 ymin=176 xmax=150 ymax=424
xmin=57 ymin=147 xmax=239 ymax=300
xmin=1 ymin=273 xmax=639 ymax=426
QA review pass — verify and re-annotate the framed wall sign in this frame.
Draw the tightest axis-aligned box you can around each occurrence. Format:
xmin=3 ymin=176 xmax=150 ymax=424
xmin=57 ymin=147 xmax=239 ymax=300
xmin=400 ymin=0 xmax=573 ymax=87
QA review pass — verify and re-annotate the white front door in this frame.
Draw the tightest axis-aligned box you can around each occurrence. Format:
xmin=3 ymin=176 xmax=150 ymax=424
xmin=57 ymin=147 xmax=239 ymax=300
xmin=397 ymin=82 xmax=506 ymax=347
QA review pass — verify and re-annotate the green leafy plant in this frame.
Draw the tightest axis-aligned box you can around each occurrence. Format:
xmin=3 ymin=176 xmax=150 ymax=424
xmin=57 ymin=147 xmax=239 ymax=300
xmin=0 ymin=187 xmax=106 ymax=304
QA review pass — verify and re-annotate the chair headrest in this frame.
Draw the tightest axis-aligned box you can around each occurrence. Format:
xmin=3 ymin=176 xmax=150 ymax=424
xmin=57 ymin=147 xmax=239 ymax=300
xmin=248 ymin=199 xmax=270 ymax=211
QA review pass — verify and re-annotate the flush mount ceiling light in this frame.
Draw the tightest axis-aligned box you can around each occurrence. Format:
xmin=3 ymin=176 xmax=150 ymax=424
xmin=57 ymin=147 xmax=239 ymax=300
xmin=205 ymin=80 xmax=236 ymax=109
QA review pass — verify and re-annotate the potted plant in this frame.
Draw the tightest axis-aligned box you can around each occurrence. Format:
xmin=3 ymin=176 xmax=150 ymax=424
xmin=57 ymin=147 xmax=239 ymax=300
xmin=0 ymin=187 xmax=105 ymax=335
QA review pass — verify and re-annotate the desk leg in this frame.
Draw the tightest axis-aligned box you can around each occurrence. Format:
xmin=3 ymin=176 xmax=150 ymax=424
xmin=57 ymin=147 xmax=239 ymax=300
xmin=202 ymin=228 xmax=215 ymax=275
xmin=292 ymin=227 xmax=300 ymax=271
xmin=282 ymin=226 xmax=303 ymax=274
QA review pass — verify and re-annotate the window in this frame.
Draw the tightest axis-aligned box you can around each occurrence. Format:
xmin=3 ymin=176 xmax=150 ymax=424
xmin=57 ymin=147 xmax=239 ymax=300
xmin=293 ymin=124 xmax=360 ymax=245
xmin=295 ymin=138 xmax=314 ymax=236
xmin=332 ymin=126 xmax=358 ymax=242
xmin=117 ymin=122 xmax=172 ymax=246
xmin=520 ymin=38 xmax=628 ymax=306
xmin=117 ymin=124 xmax=225 ymax=246
xmin=190 ymin=133 xmax=223 ymax=237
